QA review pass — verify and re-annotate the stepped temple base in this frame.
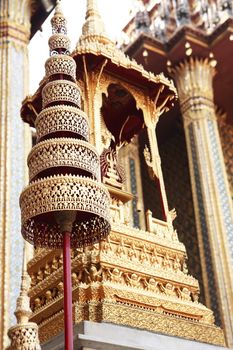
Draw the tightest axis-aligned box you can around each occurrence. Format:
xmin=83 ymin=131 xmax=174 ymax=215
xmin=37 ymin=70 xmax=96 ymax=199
xmin=42 ymin=321 xmax=225 ymax=350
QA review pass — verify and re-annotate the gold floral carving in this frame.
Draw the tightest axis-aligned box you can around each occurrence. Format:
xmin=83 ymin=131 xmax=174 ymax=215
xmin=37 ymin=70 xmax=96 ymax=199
xmin=26 ymin=225 xmax=210 ymax=338
xmin=100 ymin=303 xmax=224 ymax=345
xmin=75 ymin=0 xmax=176 ymax=103
xmin=20 ymin=175 xmax=110 ymax=223
xmin=30 ymin=281 xmax=224 ymax=346
xmin=26 ymin=220 xmax=224 ymax=348
xmin=37 ymin=311 xmax=65 ymax=344
xmin=110 ymin=222 xmax=185 ymax=251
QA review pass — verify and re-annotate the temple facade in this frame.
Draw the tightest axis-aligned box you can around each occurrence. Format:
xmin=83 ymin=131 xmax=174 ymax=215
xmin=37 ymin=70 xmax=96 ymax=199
xmin=123 ymin=0 xmax=233 ymax=346
xmin=0 ymin=0 xmax=232 ymax=349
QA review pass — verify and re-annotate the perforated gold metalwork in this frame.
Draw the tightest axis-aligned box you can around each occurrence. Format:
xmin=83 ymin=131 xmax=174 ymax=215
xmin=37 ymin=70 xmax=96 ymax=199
xmin=35 ymin=106 xmax=89 ymax=141
xmin=20 ymin=2 xmax=111 ymax=250
xmin=45 ymin=55 xmax=76 ymax=79
xmin=48 ymin=34 xmax=70 ymax=52
xmin=8 ymin=323 xmax=40 ymax=350
xmin=51 ymin=5 xmax=67 ymax=35
xmin=20 ymin=175 xmax=111 ymax=248
xmin=42 ymin=80 xmax=81 ymax=108
xmin=28 ymin=138 xmax=100 ymax=181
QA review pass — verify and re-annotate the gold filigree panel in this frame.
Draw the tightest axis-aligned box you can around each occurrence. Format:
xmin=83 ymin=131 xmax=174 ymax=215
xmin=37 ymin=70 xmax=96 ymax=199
xmin=35 ymin=106 xmax=89 ymax=141
xmin=42 ymin=80 xmax=81 ymax=108
xmin=45 ymin=55 xmax=76 ymax=80
xmin=27 ymin=138 xmax=100 ymax=181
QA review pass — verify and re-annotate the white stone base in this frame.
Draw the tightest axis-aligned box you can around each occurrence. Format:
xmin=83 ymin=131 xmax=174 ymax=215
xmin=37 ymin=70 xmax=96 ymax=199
xmin=42 ymin=321 xmax=226 ymax=350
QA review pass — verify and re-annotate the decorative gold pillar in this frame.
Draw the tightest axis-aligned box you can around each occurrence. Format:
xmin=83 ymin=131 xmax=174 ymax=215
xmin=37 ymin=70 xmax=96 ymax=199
xmin=0 ymin=1 xmax=31 ymax=348
xmin=170 ymin=57 xmax=233 ymax=347
xmin=143 ymin=96 xmax=172 ymax=221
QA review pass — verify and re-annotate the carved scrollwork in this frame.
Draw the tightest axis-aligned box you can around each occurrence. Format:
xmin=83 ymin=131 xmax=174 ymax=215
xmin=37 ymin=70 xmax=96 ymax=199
xmin=42 ymin=80 xmax=81 ymax=108
xmin=28 ymin=138 xmax=100 ymax=181
xmin=35 ymin=106 xmax=89 ymax=141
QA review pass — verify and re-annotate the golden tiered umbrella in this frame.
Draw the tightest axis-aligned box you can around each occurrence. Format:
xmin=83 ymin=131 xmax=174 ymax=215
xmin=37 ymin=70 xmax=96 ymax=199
xmin=19 ymin=3 xmax=111 ymax=349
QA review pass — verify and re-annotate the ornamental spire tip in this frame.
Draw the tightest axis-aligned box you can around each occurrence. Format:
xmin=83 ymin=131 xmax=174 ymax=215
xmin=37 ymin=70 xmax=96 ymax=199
xmin=77 ymin=0 xmax=113 ymax=47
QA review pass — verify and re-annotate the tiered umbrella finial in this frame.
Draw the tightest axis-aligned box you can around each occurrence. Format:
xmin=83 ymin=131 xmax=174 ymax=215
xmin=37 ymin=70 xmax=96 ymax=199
xmin=19 ymin=2 xmax=111 ymax=349
xmin=20 ymin=1 xmax=111 ymax=249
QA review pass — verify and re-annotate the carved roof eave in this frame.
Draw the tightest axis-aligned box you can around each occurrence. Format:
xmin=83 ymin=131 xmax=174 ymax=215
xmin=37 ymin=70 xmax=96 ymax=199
xmin=166 ymin=25 xmax=209 ymax=51
xmin=165 ymin=18 xmax=233 ymax=49
xmin=126 ymin=18 xmax=233 ymax=57
xmin=30 ymin=0 xmax=56 ymax=39
xmin=122 ymin=2 xmax=159 ymax=33
xmin=125 ymin=26 xmax=208 ymax=56
xmin=21 ymin=78 xmax=46 ymax=127
xmin=72 ymin=42 xmax=177 ymax=100
xmin=21 ymin=44 xmax=177 ymax=127
xmin=209 ymin=17 xmax=233 ymax=44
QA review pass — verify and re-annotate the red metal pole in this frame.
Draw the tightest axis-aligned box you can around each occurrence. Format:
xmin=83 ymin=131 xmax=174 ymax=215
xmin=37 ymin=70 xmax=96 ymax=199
xmin=63 ymin=231 xmax=74 ymax=350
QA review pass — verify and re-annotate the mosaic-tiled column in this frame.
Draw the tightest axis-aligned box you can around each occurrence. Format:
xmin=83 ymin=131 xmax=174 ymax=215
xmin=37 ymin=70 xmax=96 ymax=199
xmin=170 ymin=57 xmax=233 ymax=347
xmin=0 ymin=1 xmax=31 ymax=348
xmin=119 ymin=137 xmax=146 ymax=230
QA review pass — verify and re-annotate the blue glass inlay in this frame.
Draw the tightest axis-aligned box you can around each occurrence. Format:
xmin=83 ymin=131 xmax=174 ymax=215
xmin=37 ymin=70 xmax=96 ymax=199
xmin=207 ymin=120 xmax=233 ymax=262
xmin=129 ymin=158 xmax=140 ymax=228
xmin=188 ymin=123 xmax=221 ymax=326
